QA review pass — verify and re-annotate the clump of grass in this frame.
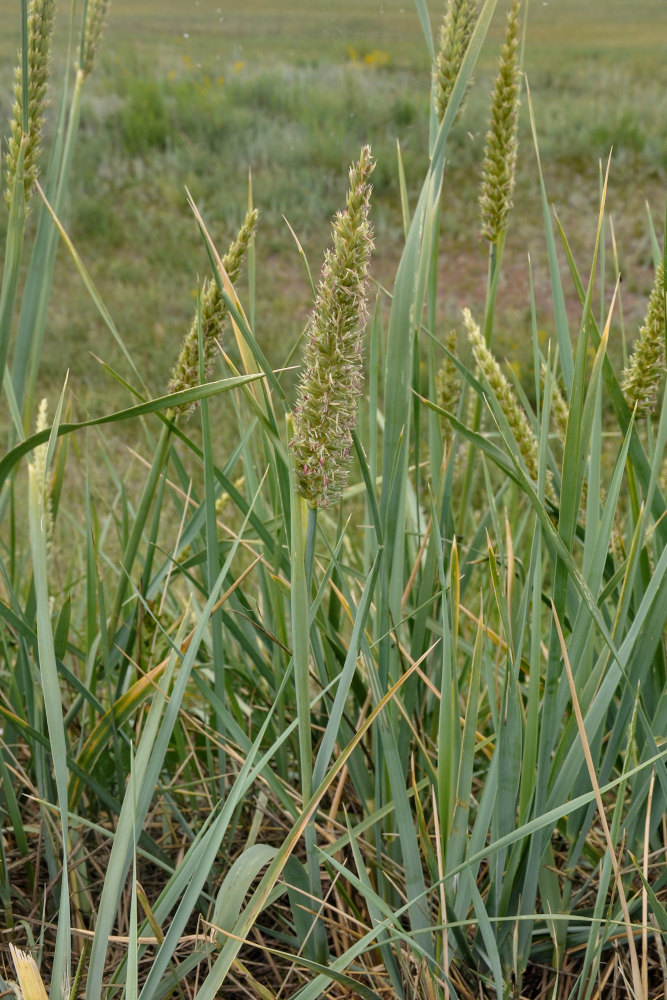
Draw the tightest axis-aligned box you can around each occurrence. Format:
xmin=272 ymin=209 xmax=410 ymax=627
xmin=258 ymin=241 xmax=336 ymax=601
xmin=290 ymin=145 xmax=374 ymax=508
xmin=4 ymin=0 xmax=56 ymax=208
xmin=1 ymin=2 xmax=666 ymax=999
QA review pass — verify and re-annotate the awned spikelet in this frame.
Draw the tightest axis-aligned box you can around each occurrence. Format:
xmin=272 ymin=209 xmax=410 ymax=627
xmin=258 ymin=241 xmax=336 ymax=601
xmin=4 ymin=0 xmax=56 ymax=209
xmin=168 ymin=208 xmax=258 ymax=413
xmin=290 ymin=146 xmax=374 ymax=508
xmin=622 ymin=261 xmax=666 ymax=416
xmin=433 ymin=0 xmax=478 ymax=124
xmin=479 ymin=0 xmax=521 ymax=243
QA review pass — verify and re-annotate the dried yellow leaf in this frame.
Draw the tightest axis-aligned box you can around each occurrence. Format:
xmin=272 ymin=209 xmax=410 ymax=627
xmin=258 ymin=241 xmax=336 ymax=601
xmin=9 ymin=945 xmax=49 ymax=1000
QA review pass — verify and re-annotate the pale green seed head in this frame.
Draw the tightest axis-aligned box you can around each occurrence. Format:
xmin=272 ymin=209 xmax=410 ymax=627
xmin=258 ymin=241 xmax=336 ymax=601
xmin=436 ymin=330 xmax=460 ymax=443
xmin=168 ymin=208 xmax=258 ymax=413
xmin=30 ymin=397 xmax=54 ymax=552
xmin=80 ymin=0 xmax=112 ymax=78
xmin=622 ymin=261 xmax=666 ymax=416
xmin=541 ymin=362 xmax=569 ymax=443
xmin=4 ymin=0 xmax=56 ymax=210
xmin=464 ymin=307 xmax=553 ymax=499
xmin=433 ymin=0 xmax=479 ymax=124
xmin=290 ymin=146 xmax=375 ymax=508
xmin=479 ymin=0 xmax=521 ymax=243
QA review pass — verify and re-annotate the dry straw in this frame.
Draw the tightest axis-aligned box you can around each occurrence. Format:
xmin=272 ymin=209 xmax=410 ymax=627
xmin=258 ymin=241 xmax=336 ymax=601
xmin=290 ymin=146 xmax=374 ymax=508
xmin=8 ymin=944 xmax=49 ymax=1000
xmin=622 ymin=261 xmax=666 ymax=416
xmin=4 ymin=0 xmax=56 ymax=209
xmin=433 ymin=0 xmax=479 ymax=123
xmin=479 ymin=0 xmax=521 ymax=243
xmin=168 ymin=208 xmax=258 ymax=412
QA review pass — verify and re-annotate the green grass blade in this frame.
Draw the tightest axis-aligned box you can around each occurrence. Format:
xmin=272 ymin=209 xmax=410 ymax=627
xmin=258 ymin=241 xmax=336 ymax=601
xmin=396 ymin=140 xmax=411 ymax=240
xmin=0 ymin=142 xmax=27 ymax=391
xmin=28 ymin=383 xmax=71 ymax=1000
xmin=412 ymin=0 xmax=434 ymax=62
xmin=525 ymin=79 xmax=573 ymax=396
xmin=312 ymin=546 xmax=383 ymax=788
xmin=0 ymin=373 xmax=263 ymax=488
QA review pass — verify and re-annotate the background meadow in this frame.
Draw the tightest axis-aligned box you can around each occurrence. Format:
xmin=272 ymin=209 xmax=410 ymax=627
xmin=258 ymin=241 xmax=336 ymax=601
xmin=0 ymin=0 xmax=666 ymax=413
xmin=0 ymin=1 xmax=666 ymax=999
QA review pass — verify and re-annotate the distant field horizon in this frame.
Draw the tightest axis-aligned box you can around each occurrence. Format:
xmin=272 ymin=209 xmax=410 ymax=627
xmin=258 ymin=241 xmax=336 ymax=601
xmin=2 ymin=1 xmax=667 ymax=67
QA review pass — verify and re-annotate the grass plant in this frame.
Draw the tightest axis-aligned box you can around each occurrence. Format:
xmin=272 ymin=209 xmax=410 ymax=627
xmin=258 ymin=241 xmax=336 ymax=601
xmin=1 ymin=1 xmax=666 ymax=999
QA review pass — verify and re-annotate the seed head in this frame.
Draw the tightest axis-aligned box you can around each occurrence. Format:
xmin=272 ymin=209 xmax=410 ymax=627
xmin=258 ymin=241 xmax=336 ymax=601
xmin=464 ymin=308 xmax=553 ymax=499
xmin=435 ymin=330 xmax=461 ymax=444
xmin=540 ymin=362 xmax=569 ymax=443
xmin=433 ymin=0 xmax=478 ymax=124
xmin=290 ymin=146 xmax=375 ymax=508
xmin=479 ymin=0 xmax=521 ymax=243
xmin=80 ymin=0 xmax=112 ymax=78
xmin=541 ymin=364 xmax=588 ymax=511
xmin=30 ymin=397 xmax=54 ymax=552
xmin=622 ymin=261 xmax=666 ymax=416
xmin=168 ymin=208 xmax=258 ymax=413
xmin=4 ymin=0 xmax=56 ymax=210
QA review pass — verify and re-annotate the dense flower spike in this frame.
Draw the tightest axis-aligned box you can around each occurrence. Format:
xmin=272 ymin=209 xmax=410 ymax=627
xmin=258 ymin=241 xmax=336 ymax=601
xmin=541 ymin=362 xmax=569 ymax=443
xmin=479 ymin=0 xmax=521 ymax=243
xmin=436 ymin=331 xmax=461 ymax=444
xmin=31 ymin=398 xmax=54 ymax=554
xmin=4 ymin=0 xmax=56 ymax=210
xmin=80 ymin=0 xmax=112 ymax=78
xmin=464 ymin=308 xmax=553 ymax=498
xmin=433 ymin=0 xmax=478 ymax=124
xmin=622 ymin=261 xmax=666 ymax=416
xmin=168 ymin=208 xmax=258 ymax=413
xmin=290 ymin=146 xmax=374 ymax=508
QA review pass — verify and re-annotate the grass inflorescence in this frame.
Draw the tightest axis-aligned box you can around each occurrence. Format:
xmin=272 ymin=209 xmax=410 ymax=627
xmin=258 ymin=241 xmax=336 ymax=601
xmin=622 ymin=260 xmax=666 ymax=416
xmin=4 ymin=0 xmax=55 ymax=209
xmin=167 ymin=206 xmax=258 ymax=411
xmin=290 ymin=145 xmax=374 ymax=508
xmin=433 ymin=0 xmax=479 ymax=124
xmin=478 ymin=0 xmax=521 ymax=243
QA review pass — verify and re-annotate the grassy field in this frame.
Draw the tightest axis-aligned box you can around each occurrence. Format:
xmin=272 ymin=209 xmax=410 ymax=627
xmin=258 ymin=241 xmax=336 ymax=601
xmin=1 ymin=2 xmax=667 ymax=998
xmin=0 ymin=0 xmax=666 ymax=417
